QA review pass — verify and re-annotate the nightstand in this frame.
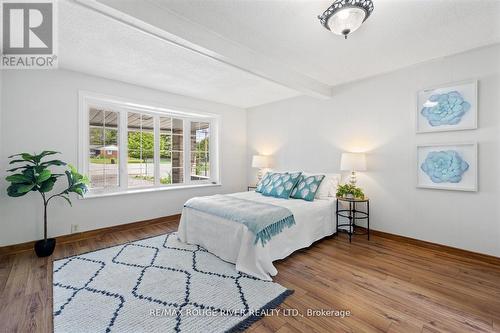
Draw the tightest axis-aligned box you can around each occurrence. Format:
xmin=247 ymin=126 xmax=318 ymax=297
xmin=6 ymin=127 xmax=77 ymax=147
xmin=247 ymin=185 xmax=257 ymax=191
xmin=336 ymin=197 xmax=370 ymax=243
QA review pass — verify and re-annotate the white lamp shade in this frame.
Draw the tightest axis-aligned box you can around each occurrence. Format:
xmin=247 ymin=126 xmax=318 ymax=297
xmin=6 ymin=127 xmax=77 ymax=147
xmin=340 ymin=153 xmax=367 ymax=171
xmin=252 ymin=155 xmax=270 ymax=168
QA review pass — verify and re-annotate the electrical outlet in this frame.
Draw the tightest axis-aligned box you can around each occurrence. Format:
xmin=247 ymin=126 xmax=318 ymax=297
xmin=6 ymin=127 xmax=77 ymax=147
xmin=71 ymin=224 xmax=79 ymax=234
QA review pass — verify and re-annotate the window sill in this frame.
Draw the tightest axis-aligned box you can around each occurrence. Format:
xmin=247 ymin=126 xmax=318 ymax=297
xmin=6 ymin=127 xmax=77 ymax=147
xmin=81 ymin=183 xmax=222 ymax=199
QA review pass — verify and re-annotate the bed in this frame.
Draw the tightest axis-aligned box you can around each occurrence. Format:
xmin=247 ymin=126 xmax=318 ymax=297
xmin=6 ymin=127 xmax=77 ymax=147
xmin=177 ymin=190 xmax=336 ymax=281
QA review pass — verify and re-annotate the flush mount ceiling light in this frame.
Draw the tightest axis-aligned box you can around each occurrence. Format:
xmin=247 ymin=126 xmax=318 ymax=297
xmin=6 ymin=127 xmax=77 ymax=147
xmin=318 ymin=0 xmax=374 ymax=39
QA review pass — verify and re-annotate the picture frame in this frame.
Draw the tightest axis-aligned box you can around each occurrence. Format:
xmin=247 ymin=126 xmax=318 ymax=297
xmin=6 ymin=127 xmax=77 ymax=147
xmin=416 ymin=80 xmax=477 ymax=133
xmin=416 ymin=143 xmax=478 ymax=192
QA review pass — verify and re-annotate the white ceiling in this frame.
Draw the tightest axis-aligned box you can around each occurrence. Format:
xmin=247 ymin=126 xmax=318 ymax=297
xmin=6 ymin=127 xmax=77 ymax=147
xmin=59 ymin=0 xmax=300 ymax=108
xmin=60 ymin=0 xmax=500 ymax=108
xmin=157 ymin=0 xmax=500 ymax=86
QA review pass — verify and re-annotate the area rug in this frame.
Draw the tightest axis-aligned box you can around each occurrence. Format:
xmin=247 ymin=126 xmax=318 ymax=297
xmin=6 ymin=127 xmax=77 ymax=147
xmin=53 ymin=232 xmax=293 ymax=333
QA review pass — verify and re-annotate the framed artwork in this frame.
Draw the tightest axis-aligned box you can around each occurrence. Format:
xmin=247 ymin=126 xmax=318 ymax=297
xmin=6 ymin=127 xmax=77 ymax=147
xmin=416 ymin=80 xmax=477 ymax=133
xmin=416 ymin=143 xmax=477 ymax=192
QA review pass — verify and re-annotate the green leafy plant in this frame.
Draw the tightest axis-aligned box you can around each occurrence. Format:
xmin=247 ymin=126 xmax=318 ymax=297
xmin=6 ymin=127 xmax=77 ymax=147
xmin=6 ymin=151 xmax=89 ymax=243
xmin=336 ymin=183 xmax=365 ymax=199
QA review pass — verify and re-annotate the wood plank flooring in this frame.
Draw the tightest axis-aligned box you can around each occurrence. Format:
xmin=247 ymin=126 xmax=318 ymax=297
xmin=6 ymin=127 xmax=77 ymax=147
xmin=1 ymin=216 xmax=499 ymax=333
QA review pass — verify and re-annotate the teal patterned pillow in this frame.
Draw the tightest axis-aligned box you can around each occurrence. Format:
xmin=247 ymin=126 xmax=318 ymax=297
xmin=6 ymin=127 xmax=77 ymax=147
xmin=291 ymin=175 xmax=325 ymax=201
xmin=255 ymin=172 xmax=272 ymax=193
xmin=261 ymin=172 xmax=302 ymax=199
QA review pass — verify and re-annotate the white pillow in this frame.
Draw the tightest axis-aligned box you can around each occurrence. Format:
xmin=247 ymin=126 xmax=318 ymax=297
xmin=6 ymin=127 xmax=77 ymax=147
xmin=303 ymin=172 xmax=340 ymax=199
xmin=270 ymin=169 xmax=302 ymax=174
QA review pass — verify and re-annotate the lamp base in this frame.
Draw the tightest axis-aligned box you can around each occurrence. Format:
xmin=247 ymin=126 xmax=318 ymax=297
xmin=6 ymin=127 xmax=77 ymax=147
xmin=257 ymin=168 xmax=263 ymax=182
xmin=349 ymin=171 xmax=357 ymax=186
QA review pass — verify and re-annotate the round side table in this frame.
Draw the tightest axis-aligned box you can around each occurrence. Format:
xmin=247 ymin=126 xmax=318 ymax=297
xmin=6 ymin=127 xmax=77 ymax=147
xmin=336 ymin=197 xmax=370 ymax=243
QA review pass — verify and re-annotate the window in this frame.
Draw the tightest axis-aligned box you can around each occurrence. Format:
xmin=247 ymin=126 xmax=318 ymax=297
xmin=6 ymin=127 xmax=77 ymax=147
xmin=127 ymin=112 xmax=155 ymax=187
xmin=191 ymin=122 xmax=210 ymax=180
xmin=160 ymin=117 xmax=184 ymax=184
xmin=88 ymin=109 xmax=119 ymax=189
xmin=80 ymin=93 xmax=219 ymax=195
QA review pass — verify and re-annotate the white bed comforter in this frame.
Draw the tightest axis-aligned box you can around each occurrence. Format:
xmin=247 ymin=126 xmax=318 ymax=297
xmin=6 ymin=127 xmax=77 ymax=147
xmin=177 ymin=191 xmax=336 ymax=281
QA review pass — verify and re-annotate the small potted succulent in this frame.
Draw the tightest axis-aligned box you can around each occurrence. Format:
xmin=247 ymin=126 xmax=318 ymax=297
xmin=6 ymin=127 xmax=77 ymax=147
xmin=336 ymin=183 xmax=365 ymax=200
xmin=6 ymin=151 xmax=89 ymax=257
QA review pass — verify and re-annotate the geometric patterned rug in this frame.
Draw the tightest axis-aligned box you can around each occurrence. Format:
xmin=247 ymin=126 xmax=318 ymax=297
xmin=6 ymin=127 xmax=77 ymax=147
xmin=53 ymin=232 xmax=293 ymax=332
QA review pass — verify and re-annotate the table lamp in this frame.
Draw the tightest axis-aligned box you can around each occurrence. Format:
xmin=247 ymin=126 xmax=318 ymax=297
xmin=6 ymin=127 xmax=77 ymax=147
xmin=252 ymin=155 xmax=270 ymax=182
xmin=340 ymin=152 xmax=366 ymax=185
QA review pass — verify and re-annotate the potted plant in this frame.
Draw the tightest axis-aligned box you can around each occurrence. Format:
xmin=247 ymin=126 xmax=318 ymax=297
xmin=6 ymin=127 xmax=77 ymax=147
xmin=5 ymin=151 xmax=89 ymax=257
xmin=336 ymin=183 xmax=365 ymax=199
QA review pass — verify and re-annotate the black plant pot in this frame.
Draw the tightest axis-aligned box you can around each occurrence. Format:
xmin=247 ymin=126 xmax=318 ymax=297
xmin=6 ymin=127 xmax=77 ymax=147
xmin=34 ymin=238 xmax=56 ymax=257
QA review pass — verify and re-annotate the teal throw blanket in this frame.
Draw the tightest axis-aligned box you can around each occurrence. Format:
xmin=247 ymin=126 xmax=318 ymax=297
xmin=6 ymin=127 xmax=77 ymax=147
xmin=184 ymin=195 xmax=296 ymax=246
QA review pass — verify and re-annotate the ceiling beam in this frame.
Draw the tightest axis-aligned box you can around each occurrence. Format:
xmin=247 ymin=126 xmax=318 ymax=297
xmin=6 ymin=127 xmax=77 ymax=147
xmin=72 ymin=0 xmax=332 ymax=99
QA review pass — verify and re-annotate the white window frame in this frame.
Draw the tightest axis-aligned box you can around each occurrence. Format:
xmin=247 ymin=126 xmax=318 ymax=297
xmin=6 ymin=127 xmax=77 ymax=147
xmin=78 ymin=91 xmax=220 ymax=198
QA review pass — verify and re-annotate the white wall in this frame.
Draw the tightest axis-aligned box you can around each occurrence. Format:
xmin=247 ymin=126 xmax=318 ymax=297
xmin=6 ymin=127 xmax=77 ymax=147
xmin=247 ymin=44 xmax=500 ymax=257
xmin=0 ymin=69 xmax=247 ymax=246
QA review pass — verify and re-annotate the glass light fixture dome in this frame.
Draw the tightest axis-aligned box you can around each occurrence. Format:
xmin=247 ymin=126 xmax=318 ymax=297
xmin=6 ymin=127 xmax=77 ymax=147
xmin=318 ymin=0 xmax=374 ymax=39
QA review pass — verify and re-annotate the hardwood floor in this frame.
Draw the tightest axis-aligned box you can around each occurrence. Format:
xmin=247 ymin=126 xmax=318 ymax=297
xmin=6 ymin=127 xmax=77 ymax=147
xmin=1 ymin=216 xmax=499 ymax=333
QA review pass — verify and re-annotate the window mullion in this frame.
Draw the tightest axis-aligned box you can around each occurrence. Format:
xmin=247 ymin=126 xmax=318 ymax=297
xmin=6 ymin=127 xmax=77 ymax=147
xmin=209 ymin=118 xmax=216 ymax=184
xmin=184 ymin=119 xmax=191 ymax=185
xmin=102 ymin=112 xmax=107 ymax=187
xmin=154 ymin=115 xmax=160 ymax=186
xmin=80 ymin=100 xmax=89 ymax=187
xmin=119 ymin=110 xmax=128 ymax=190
